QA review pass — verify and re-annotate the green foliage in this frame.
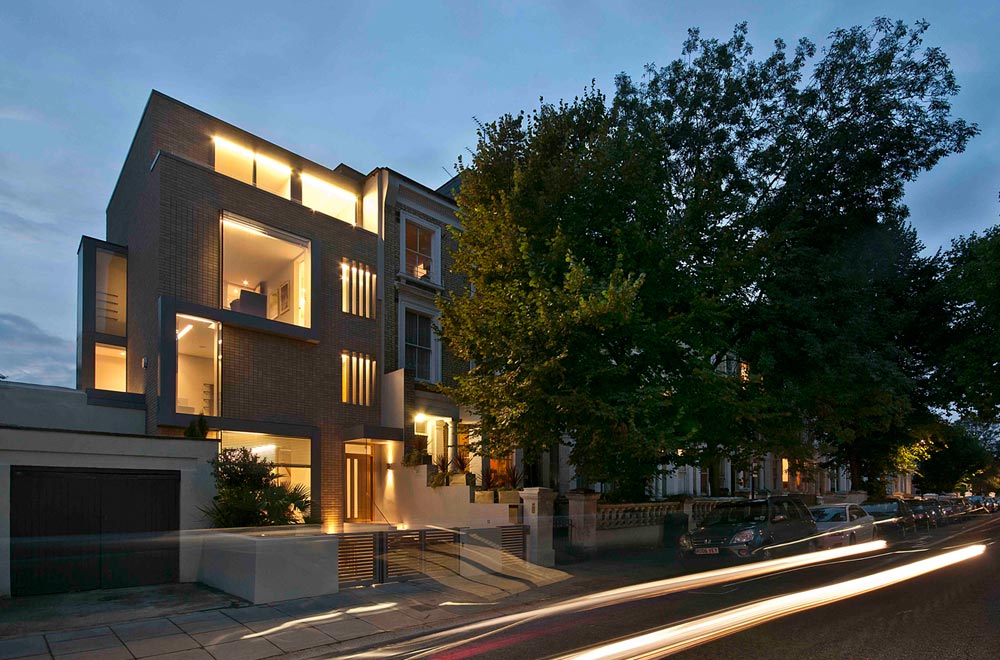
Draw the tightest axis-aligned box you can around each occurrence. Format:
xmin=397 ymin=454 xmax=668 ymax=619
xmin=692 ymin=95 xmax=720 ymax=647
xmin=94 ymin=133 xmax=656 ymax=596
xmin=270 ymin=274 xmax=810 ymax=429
xmin=439 ymin=18 xmax=976 ymax=498
xmin=401 ymin=448 xmax=428 ymax=467
xmin=202 ymin=447 xmax=310 ymax=528
xmin=915 ymin=422 xmax=992 ymax=494
xmin=184 ymin=414 xmax=209 ymax=438
xmin=936 ymin=227 xmax=1000 ymax=422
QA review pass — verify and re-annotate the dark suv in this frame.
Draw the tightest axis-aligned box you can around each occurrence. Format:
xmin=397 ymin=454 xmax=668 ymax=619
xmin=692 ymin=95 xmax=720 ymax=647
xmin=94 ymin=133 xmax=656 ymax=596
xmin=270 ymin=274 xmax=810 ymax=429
xmin=860 ymin=498 xmax=916 ymax=538
xmin=678 ymin=496 xmax=818 ymax=564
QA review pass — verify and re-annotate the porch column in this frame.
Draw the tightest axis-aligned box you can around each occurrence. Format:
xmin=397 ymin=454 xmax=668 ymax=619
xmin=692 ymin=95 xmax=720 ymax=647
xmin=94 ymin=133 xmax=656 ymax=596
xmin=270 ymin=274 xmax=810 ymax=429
xmin=566 ymin=490 xmax=599 ymax=556
xmin=448 ymin=421 xmax=458 ymax=465
xmin=520 ymin=487 xmax=555 ymax=567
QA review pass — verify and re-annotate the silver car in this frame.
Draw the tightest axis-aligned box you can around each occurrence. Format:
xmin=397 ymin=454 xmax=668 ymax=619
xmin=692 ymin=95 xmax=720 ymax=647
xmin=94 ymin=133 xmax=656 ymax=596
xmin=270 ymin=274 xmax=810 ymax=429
xmin=809 ymin=503 xmax=877 ymax=548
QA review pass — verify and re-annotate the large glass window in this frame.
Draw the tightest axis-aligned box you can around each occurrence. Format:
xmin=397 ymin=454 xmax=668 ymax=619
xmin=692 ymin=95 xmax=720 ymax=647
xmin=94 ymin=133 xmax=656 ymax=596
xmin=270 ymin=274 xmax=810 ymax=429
xmin=221 ymin=212 xmax=311 ymax=328
xmin=94 ymin=343 xmax=126 ymax=392
xmin=301 ymin=173 xmax=357 ymax=224
xmin=213 ymin=137 xmax=291 ymax=199
xmin=95 ymin=249 xmax=127 ymax=336
xmin=176 ymin=314 xmax=219 ymax=416
xmin=404 ymin=310 xmax=433 ymax=381
xmin=220 ymin=432 xmax=311 ymax=494
xmin=404 ymin=220 xmax=436 ymax=281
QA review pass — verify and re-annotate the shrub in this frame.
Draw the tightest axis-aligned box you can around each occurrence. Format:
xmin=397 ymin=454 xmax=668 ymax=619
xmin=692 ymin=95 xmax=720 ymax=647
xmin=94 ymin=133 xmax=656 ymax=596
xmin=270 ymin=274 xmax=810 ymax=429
xmin=202 ymin=447 xmax=310 ymax=527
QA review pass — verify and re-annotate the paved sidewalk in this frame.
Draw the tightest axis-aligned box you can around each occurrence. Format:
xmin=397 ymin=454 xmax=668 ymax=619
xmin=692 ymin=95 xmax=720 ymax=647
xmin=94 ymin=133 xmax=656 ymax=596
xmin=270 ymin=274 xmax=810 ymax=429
xmin=0 ymin=548 xmax=680 ymax=660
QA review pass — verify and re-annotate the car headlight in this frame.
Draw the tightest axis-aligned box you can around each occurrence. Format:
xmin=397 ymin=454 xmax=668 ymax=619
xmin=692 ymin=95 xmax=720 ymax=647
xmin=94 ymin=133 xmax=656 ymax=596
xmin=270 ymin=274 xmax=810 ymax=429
xmin=679 ymin=534 xmax=692 ymax=550
xmin=731 ymin=529 xmax=756 ymax=544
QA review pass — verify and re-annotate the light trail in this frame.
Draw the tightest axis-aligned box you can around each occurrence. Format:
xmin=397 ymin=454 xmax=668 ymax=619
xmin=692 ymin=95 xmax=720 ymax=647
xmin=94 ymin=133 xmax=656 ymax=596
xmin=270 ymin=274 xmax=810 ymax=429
xmin=346 ymin=541 xmax=886 ymax=659
xmin=560 ymin=543 xmax=986 ymax=660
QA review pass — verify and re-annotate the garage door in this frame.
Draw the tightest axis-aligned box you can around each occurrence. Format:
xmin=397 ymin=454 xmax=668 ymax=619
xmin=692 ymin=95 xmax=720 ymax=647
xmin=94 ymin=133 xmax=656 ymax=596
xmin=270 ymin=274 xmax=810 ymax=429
xmin=10 ymin=466 xmax=180 ymax=596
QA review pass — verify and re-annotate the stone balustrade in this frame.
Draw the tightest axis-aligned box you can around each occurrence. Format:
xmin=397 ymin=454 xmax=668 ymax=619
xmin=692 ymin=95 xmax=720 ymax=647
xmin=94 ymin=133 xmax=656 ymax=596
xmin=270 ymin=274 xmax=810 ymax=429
xmin=596 ymin=501 xmax=682 ymax=530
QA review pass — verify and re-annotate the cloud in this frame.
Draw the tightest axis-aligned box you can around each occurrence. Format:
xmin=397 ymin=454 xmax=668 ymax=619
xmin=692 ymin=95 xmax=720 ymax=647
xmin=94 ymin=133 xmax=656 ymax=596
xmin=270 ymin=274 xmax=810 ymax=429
xmin=0 ymin=106 xmax=45 ymax=123
xmin=0 ymin=207 xmax=63 ymax=241
xmin=0 ymin=313 xmax=74 ymax=387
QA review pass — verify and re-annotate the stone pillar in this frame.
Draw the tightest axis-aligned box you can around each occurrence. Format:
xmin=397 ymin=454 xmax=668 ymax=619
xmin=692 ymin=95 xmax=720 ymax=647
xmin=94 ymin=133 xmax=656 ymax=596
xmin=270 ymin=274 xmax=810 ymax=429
xmin=448 ymin=421 xmax=458 ymax=465
xmin=519 ymin=487 xmax=555 ymax=567
xmin=566 ymin=490 xmax=599 ymax=556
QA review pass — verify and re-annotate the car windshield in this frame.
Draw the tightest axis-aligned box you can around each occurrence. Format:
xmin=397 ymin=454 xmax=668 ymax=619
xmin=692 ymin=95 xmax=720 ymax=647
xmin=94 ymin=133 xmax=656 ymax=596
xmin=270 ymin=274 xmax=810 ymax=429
xmin=810 ymin=507 xmax=847 ymax=522
xmin=861 ymin=502 xmax=897 ymax=514
xmin=702 ymin=502 xmax=768 ymax=525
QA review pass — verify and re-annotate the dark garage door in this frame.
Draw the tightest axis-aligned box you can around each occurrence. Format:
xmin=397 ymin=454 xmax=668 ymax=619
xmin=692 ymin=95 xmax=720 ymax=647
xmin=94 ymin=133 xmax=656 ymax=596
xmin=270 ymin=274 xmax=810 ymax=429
xmin=10 ymin=466 xmax=181 ymax=596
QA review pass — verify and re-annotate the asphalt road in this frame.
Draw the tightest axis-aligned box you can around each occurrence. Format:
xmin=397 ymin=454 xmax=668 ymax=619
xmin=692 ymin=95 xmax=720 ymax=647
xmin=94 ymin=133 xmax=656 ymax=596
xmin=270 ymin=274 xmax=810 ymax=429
xmin=341 ymin=513 xmax=1000 ymax=660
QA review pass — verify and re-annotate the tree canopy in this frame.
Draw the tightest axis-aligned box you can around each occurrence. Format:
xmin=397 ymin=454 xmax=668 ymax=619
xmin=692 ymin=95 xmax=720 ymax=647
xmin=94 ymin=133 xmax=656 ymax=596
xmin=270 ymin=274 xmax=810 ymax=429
xmin=439 ymin=18 xmax=979 ymax=499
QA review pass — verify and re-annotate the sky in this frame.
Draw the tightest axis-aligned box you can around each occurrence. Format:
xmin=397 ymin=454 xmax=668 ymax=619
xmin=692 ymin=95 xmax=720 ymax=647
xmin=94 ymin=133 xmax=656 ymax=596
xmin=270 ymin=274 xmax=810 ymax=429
xmin=0 ymin=1 xmax=997 ymax=387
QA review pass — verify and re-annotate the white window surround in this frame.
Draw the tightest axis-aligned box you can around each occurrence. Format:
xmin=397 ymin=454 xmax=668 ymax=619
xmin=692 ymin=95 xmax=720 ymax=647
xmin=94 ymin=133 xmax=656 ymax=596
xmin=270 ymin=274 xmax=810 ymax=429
xmin=398 ymin=300 xmax=440 ymax=383
xmin=399 ymin=212 xmax=441 ymax=285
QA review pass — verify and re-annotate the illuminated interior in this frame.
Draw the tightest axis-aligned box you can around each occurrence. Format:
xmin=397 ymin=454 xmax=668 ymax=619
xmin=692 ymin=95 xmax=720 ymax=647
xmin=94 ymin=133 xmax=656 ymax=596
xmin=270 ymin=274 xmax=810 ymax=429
xmin=221 ymin=213 xmax=311 ymax=328
xmin=213 ymin=137 xmax=253 ymax=186
xmin=94 ymin=248 xmax=127 ymax=336
xmin=254 ymin=152 xmax=291 ymax=198
xmin=175 ymin=314 xmax=219 ymax=416
xmin=405 ymin=221 xmax=434 ymax=280
xmin=220 ymin=431 xmax=311 ymax=493
xmin=301 ymin=172 xmax=357 ymax=224
xmin=414 ymin=413 xmax=451 ymax=458
xmin=94 ymin=343 xmax=126 ymax=392
xmin=341 ymin=351 xmax=376 ymax=406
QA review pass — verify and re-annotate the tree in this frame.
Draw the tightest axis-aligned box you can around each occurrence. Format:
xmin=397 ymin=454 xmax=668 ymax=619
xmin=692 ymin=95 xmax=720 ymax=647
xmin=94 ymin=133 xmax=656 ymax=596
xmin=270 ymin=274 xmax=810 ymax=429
xmin=936 ymin=226 xmax=1000 ymax=422
xmin=440 ymin=19 xmax=976 ymax=500
xmin=915 ymin=422 xmax=991 ymax=494
xmin=202 ymin=448 xmax=310 ymax=527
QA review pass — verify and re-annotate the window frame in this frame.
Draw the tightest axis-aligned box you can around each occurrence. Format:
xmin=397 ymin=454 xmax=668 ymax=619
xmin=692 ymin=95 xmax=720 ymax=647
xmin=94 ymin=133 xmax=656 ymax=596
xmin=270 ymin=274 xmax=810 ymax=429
xmin=400 ymin=212 xmax=441 ymax=284
xmin=400 ymin=303 xmax=439 ymax=383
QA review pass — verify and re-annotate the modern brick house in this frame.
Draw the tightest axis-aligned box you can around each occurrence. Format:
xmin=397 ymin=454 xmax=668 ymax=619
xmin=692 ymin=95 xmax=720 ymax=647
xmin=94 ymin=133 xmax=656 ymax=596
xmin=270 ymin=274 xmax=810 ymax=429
xmin=77 ymin=91 xmax=471 ymax=533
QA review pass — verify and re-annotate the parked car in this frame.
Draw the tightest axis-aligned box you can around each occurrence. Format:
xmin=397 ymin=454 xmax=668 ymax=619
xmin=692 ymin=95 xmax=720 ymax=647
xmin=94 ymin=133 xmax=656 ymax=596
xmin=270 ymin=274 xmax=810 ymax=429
xmin=678 ymin=496 xmax=818 ymax=564
xmin=904 ymin=498 xmax=941 ymax=530
xmin=985 ymin=496 xmax=999 ymax=514
xmin=860 ymin=498 xmax=916 ymax=538
xmin=809 ymin=504 xmax=877 ymax=548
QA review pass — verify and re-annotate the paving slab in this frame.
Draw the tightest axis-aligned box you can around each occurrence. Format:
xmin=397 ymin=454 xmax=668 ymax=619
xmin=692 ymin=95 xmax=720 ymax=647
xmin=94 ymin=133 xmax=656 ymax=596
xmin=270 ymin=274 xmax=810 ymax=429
xmin=140 ymin=651 xmax=212 ymax=660
xmin=262 ymin=628 xmax=336 ymax=653
xmin=48 ymin=634 xmax=122 ymax=657
xmin=203 ymin=638 xmax=281 ymax=660
xmin=167 ymin=613 xmax=237 ymax=636
xmin=313 ymin=618 xmax=381 ymax=642
xmin=123 ymin=634 xmax=199 ymax=658
xmin=43 ymin=630 xmax=110 ymax=645
xmin=53 ymin=647 xmax=132 ymax=660
xmin=0 ymin=636 xmax=47 ymax=660
xmin=239 ymin=618 xmax=295 ymax=634
xmin=357 ymin=610 xmax=424 ymax=632
xmin=188 ymin=627 xmax=253 ymax=648
xmin=216 ymin=607 xmax=281 ymax=624
xmin=111 ymin=619 xmax=182 ymax=641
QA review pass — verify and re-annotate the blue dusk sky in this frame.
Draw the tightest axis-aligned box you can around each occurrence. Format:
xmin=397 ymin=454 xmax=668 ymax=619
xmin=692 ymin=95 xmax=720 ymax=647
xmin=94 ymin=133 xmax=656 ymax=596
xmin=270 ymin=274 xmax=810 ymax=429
xmin=0 ymin=1 xmax=997 ymax=386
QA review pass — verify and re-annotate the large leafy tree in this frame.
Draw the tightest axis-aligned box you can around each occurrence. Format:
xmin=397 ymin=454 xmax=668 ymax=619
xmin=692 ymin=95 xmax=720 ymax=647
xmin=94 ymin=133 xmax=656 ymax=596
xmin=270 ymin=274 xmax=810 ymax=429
xmin=936 ymin=226 xmax=1000 ymax=422
xmin=440 ymin=19 xmax=976 ymax=499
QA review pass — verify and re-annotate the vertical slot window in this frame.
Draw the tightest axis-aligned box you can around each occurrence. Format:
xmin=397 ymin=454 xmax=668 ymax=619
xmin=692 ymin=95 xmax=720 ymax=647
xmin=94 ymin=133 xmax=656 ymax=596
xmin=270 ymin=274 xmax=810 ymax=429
xmin=94 ymin=249 xmax=127 ymax=336
xmin=341 ymin=259 xmax=376 ymax=318
xmin=341 ymin=351 xmax=375 ymax=406
xmin=176 ymin=314 xmax=220 ymax=417
xmin=94 ymin=343 xmax=126 ymax=392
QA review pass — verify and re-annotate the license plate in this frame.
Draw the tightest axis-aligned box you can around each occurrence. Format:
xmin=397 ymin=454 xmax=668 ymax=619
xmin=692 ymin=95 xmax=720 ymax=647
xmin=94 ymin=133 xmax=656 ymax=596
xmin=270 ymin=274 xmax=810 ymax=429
xmin=694 ymin=547 xmax=719 ymax=555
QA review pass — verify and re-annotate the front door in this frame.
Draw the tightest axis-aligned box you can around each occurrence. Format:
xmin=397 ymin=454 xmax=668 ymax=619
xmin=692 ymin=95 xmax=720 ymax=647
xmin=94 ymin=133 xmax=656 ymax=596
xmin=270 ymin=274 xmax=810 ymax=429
xmin=345 ymin=453 xmax=372 ymax=522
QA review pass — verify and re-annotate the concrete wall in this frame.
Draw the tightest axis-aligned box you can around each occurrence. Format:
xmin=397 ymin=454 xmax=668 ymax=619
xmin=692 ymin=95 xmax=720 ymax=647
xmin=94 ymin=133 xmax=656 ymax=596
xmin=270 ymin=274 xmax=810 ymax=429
xmin=198 ymin=530 xmax=339 ymax=604
xmin=377 ymin=464 xmax=514 ymax=529
xmin=0 ymin=426 xmax=217 ymax=596
xmin=0 ymin=382 xmax=145 ymax=434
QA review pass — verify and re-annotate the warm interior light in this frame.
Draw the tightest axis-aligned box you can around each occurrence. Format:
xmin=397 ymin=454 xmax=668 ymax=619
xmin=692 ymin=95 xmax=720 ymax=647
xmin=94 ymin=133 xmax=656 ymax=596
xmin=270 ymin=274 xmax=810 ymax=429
xmin=300 ymin=173 xmax=357 ymax=201
xmin=222 ymin=218 xmax=270 ymax=238
xmin=250 ymin=444 xmax=276 ymax=454
xmin=242 ymin=279 xmax=249 ymax=286
xmin=213 ymin=135 xmax=254 ymax=158
xmin=175 ymin=324 xmax=193 ymax=340
xmin=254 ymin=151 xmax=291 ymax=174
xmin=414 ymin=413 xmax=427 ymax=423
xmin=119 ymin=351 xmax=126 ymax=356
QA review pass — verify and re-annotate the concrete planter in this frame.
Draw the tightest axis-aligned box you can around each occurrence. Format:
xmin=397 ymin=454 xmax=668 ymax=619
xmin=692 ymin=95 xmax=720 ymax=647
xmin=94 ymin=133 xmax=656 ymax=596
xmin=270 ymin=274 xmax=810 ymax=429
xmin=198 ymin=530 xmax=339 ymax=604
xmin=475 ymin=490 xmax=497 ymax=504
xmin=497 ymin=490 xmax=521 ymax=504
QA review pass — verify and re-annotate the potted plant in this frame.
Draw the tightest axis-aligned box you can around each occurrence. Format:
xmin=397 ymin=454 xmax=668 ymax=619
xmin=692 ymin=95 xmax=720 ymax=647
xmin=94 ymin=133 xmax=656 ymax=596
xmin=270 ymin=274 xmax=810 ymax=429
xmin=451 ymin=452 xmax=476 ymax=486
xmin=497 ymin=462 xmax=523 ymax=504
xmin=475 ymin=469 xmax=498 ymax=504
xmin=429 ymin=453 xmax=450 ymax=487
